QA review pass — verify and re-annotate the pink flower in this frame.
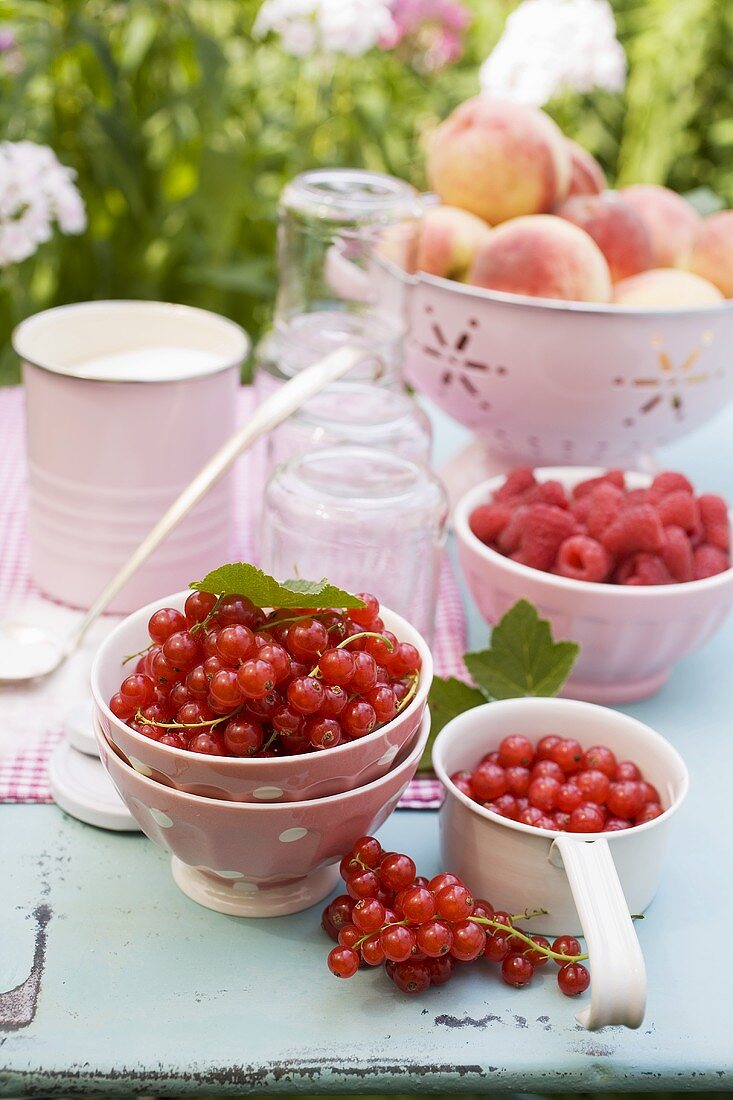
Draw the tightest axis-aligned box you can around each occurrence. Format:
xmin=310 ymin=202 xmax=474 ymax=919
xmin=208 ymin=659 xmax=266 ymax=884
xmin=383 ymin=0 xmax=471 ymax=71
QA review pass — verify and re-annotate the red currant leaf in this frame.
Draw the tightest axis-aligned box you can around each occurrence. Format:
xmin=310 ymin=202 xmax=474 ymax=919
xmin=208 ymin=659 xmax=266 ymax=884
xmin=189 ymin=563 xmax=365 ymax=609
xmin=418 ymin=676 xmax=488 ymax=772
xmin=464 ymin=600 xmax=579 ymax=701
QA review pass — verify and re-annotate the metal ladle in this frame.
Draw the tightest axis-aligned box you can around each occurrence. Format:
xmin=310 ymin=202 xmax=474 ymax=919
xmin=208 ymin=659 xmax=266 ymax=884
xmin=0 ymin=345 xmax=369 ymax=682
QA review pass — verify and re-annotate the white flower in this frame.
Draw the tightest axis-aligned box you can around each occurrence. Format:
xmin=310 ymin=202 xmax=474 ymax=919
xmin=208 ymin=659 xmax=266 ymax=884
xmin=479 ymin=0 xmax=626 ymax=108
xmin=0 ymin=141 xmax=86 ymax=268
xmin=254 ymin=0 xmax=395 ymax=57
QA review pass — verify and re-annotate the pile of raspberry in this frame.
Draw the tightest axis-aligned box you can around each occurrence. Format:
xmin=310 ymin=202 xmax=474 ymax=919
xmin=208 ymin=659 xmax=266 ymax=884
xmin=452 ymin=734 xmax=663 ymax=833
xmin=108 ymin=591 xmax=421 ymax=757
xmin=469 ymin=467 xmax=730 ymax=584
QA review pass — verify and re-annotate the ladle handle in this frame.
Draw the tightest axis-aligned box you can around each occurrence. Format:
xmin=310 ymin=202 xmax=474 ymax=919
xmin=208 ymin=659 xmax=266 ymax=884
xmin=551 ymin=834 xmax=646 ymax=1031
xmin=67 ymin=345 xmax=371 ymax=650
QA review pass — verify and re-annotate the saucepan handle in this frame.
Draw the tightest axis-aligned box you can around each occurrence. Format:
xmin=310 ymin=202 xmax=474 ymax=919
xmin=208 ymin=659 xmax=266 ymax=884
xmin=550 ymin=834 xmax=646 ymax=1031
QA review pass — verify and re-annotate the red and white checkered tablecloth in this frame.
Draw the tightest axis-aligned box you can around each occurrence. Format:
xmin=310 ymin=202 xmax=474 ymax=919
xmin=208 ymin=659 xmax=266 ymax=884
xmin=0 ymin=385 xmax=465 ymax=809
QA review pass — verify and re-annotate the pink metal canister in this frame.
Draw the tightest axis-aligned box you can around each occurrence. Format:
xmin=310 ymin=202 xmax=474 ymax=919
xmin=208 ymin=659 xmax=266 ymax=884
xmin=13 ymin=301 xmax=249 ymax=613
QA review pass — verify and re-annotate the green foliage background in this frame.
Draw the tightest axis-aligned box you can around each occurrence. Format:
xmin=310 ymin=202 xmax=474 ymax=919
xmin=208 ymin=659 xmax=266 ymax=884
xmin=0 ymin=0 xmax=731 ymax=384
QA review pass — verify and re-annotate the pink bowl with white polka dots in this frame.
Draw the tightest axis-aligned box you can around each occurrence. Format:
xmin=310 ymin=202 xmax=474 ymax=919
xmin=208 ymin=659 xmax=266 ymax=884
xmin=91 ymin=590 xmax=432 ymax=802
xmin=94 ymin=708 xmax=430 ymax=917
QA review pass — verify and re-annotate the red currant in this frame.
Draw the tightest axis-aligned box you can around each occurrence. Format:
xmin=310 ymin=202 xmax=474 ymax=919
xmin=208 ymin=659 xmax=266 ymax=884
xmin=306 ymin=716 xmax=342 ymax=750
xmin=416 ymin=920 xmax=453 ymax=957
xmin=238 ymin=659 xmax=276 ymax=700
xmin=189 ymin=731 xmax=226 ymax=755
xmin=148 ymin=607 xmax=187 ymax=644
xmin=576 ymin=768 xmax=611 ymax=805
xmin=568 ymin=803 xmax=606 ymax=833
xmin=557 ymin=961 xmax=590 ymax=996
xmin=505 ymin=765 xmax=532 ymax=796
xmin=427 ymin=956 xmax=453 ymax=985
xmin=528 ymin=776 xmax=561 ymax=811
xmin=401 ymin=886 xmax=436 ymax=923
xmin=320 ymin=684 xmax=348 ymax=718
xmin=287 ymin=676 xmax=324 ymax=715
xmin=428 ymin=872 xmax=463 ymax=894
xmin=388 ymin=642 xmax=422 ymax=676
xmin=435 ymin=884 xmax=474 ymax=921
xmin=615 ymin=760 xmax=642 ymax=782
xmin=498 ymin=734 xmax=534 ymax=768
xmin=550 ymin=738 xmax=584 ymax=774
xmin=119 ymin=674 xmax=155 ymax=709
xmin=471 ymin=762 xmax=507 ymax=801
xmin=392 ymin=959 xmax=431 ymax=994
xmin=501 ymin=953 xmax=534 ymax=987
xmin=360 ymin=935 xmax=386 ymax=966
xmin=450 ymin=920 xmax=486 ymax=962
xmin=380 ymin=925 xmax=416 ymax=963
xmin=366 ymin=685 xmax=398 ymax=724
xmin=109 ymin=692 xmax=136 ymax=720
xmin=484 ymin=931 xmax=512 ymax=962
xmin=551 ymin=935 xmax=581 ymax=962
xmin=379 ymin=852 xmax=417 ymax=891
xmin=352 ymin=897 xmax=386 ymax=934
xmin=349 ymin=593 xmax=380 ymax=627
xmin=328 ymin=946 xmax=360 ymax=979
xmin=215 ymin=625 xmax=255 ymax=664
xmin=556 ymin=781 xmax=583 ymax=812
xmin=532 ymin=759 xmax=565 ymax=783
xmin=351 ymin=836 xmax=384 ymax=868
xmin=636 ymin=802 xmax=663 ymax=824
xmin=582 ymin=744 xmax=617 ymax=778
xmin=348 ymin=651 xmax=378 ymax=692
xmin=607 ymin=781 xmax=645 ymax=819
xmin=524 ymin=935 xmax=551 ymax=967
xmin=536 ymin=734 xmax=561 ymax=760
xmin=209 ymin=669 xmax=244 ymax=709
xmin=341 ymin=699 xmax=377 ymax=739
xmin=288 ymin=618 xmax=329 ymax=660
xmin=223 ymin=717 xmax=263 ymax=756
xmin=218 ymin=595 xmax=261 ymax=629
xmin=319 ymin=648 xmax=356 ymax=686
xmin=347 ymin=870 xmax=380 ymax=900
xmin=184 ymin=590 xmax=217 ymax=625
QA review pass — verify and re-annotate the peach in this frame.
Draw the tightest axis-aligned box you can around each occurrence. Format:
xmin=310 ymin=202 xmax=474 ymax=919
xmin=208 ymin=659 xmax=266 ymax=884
xmin=684 ymin=211 xmax=733 ymax=298
xmin=565 ymin=139 xmax=606 ymax=198
xmin=426 ymin=97 xmax=571 ymax=225
xmin=555 ymin=193 xmax=653 ymax=282
xmin=620 ymin=184 xmax=701 ymax=267
xmin=468 ymin=215 xmax=612 ymax=303
xmin=612 ymin=269 xmax=723 ymax=308
xmin=416 ymin=205 xmax=492 ymax=280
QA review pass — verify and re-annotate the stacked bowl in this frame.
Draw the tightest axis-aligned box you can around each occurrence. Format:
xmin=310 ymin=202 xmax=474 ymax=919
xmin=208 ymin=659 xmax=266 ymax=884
xmin=91 ymin=591 xmax=432 ymax=916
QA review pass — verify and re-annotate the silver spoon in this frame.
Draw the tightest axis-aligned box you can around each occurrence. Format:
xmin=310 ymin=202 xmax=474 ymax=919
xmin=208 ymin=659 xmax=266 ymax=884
xmin=0 ymin=345 xmax=370 ymax=682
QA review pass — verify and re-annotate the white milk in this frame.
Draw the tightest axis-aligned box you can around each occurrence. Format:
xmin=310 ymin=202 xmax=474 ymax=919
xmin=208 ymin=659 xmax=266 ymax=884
xmin=74 ymin=346 xmax=223 ymax=382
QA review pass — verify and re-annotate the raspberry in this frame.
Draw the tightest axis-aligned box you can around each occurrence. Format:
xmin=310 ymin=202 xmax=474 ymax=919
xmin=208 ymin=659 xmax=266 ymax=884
xmin=660 ymin=526 xmax=693 ymax=583
xmin=572 ymin=470 xmax=625 ymax=499
xmin=620 ymin=552 xmax=673 ymax=586
xmin=656 ymin=491 xmax=699 ymax=533
xmin=555 ymin=536 xmax=612 ymax=582
xmin=585 ymin=483 xmax=624 ymax=540
xmin=600 ymin=505 xmax=664 ymax=556
xmin=524 ymin=480 xmax=569 ymax=509
xmin=698 ymin=494 xmax=730 ymax=551
xmin=693 ymin=544 xmax=731 ymax=580
xmin=497 ymin=506 xmax=530 ymax=554
xmin=570 ymin=494 xmax=593 ymax=524
xmin=512 ymin=504 xmax=576 ymax=571
xmin=622 ymin=488 xmax=650 ymax=508
xmin=648 ymin=471 xmax=693 ymax=501
xmin=469 ymin=502 xmax=512 ymax=545
xmin=494 ymin=466 xmax=536 ymax=503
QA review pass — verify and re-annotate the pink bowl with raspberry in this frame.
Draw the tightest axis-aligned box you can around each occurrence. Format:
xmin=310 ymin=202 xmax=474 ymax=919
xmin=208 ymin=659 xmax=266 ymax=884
xmin=91 ymin=591 xmax=432 ymax=802
xmin=95 ymin=707 xmax=430 ymax=917
xmin=454 ymin=467 xmax=733 ymax=703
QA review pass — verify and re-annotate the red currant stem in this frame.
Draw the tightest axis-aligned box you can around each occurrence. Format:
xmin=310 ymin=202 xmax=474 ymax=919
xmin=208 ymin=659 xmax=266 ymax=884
xmin=352 ymin=919 xmax=409 ymax=952
xmin=334 ymin=631 xmax=395 ymax=652
xmin=308 ymin=631 xmax=395 ymax=677
xmin=395 ymin=671 xmax=420 ymax=714
xmin=259 ymin=611 xmax=331 ymax=634
xmin=188 ymin=594 xmax=223 ymax=636
xmin=469 ymin=916 xmax=589 ymax=963
xmin=135 ymin=704 xmax=244 ymax=731
xmin=122 ymin=642 xmax=154 ymax=667
xmin=510 ymin=907 xmax=548 ymax=923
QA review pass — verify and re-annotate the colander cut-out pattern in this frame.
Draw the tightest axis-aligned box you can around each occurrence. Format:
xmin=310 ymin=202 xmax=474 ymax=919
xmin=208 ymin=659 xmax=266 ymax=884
xmin=417 ymin=306 xmax=505 ymax=412
xmin=614 ymin=331 xmax=724 ymax=428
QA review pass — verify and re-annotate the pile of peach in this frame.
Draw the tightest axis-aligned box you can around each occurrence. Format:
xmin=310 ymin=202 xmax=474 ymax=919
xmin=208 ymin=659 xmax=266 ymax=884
xmin=469 ymin=467 xmax=730 ymax=585
xmin=417 ymin=96 xmax=733 ymax=308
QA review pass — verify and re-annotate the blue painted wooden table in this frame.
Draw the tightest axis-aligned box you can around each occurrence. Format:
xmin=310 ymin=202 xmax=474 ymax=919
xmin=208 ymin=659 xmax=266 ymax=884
xmin=2 ymin=401 xmax=733 ymax=1095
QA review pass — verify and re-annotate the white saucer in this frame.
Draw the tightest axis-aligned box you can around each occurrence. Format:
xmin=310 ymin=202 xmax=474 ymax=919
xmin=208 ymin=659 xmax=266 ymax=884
xmin=63 ymin=700 xmax=98 ymax=756
xmin=48 ymin=740 xmax=140 ymax=832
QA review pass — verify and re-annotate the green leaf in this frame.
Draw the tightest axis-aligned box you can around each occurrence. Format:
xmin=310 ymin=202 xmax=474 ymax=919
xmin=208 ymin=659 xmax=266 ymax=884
xmin=464 ymin=600 xmax=579 ymax=702
xmin=418 ymin=676 xmax=488 ymax=773
xmin=189 ymin=563 xmax=365 ymax=610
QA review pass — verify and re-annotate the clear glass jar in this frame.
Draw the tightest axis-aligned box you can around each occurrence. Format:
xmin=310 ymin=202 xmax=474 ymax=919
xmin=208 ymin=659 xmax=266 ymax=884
xmin=258 ymin=169 xmax=423 ymax=390
xmin=275 ymin=168 xmax=422 ymax=329
xmin=260 ymin=447 xmax=448 ymax=643
xmin=266 ymin=382 xmax=432 ymax=475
